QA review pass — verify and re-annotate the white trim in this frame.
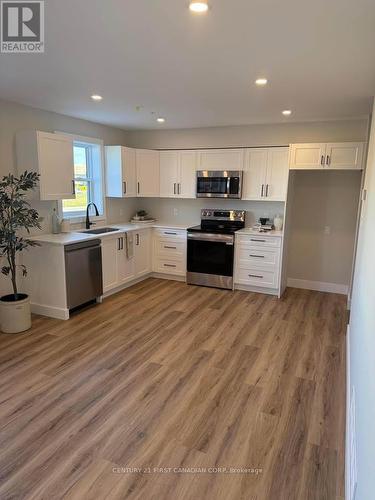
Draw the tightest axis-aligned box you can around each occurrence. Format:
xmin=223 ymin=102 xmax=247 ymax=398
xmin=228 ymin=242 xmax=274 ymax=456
xmin=31 ymin=303 xmax=69 ymax=320
xmin=151 ymin=272 xmax=186 ymax=282
xmin=54 ymin=131 xmax=106 ymax=222
xmin=234 ymin=283 xmax=279 ymax=296
xmin=287 ymin=278 xmax=349 ymax=295
xmin=346 ymin=324 xmax=351 ymax=500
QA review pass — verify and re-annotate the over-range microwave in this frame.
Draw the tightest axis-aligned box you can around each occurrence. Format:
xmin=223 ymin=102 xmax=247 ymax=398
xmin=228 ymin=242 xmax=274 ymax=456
xmin=196 ymin=170 xmax=243 ymax=199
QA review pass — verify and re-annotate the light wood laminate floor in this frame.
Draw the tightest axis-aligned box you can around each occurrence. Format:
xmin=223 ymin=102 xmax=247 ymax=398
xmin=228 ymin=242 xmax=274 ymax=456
xmin=0 ymin=279 xmax=346 ymax=500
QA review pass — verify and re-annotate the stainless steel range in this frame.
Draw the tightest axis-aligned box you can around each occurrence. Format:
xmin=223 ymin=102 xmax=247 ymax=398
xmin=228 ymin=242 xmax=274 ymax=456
xmin=187 ymin=209 xmax=246 ymax=290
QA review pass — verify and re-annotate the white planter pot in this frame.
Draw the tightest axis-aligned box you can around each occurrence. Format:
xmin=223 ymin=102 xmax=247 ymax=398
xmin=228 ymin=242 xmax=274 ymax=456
xmin=0 ymin=294 xmax=32 ymax=334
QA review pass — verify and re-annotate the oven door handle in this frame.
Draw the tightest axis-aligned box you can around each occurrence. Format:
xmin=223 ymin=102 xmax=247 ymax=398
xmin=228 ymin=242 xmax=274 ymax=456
xmin=187 ymin=232 xmax=234 ymax=244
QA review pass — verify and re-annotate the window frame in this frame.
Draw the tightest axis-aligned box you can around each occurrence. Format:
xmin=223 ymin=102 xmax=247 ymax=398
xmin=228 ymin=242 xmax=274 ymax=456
xmin=56 ymin=132 xmax=106 ymax=224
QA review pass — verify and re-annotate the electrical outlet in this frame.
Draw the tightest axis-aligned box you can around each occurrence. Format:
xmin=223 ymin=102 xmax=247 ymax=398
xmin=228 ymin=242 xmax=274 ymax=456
xmin=173 ymin=208 xmax=178 ymax=216
xmin=324 ymin=226 xmax=331 ymax=235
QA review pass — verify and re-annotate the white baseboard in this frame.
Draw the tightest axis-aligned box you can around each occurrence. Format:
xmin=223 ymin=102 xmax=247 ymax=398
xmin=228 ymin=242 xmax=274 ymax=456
xmin=31 ymin=303 xmax=69 ymax=320
xmin=234 ymin=284 xmax=279 ymax=296
xmin=287 ymin=278 xmax=349 ymax=295
xmin=151 ymin=272 xmax=186 ymax=282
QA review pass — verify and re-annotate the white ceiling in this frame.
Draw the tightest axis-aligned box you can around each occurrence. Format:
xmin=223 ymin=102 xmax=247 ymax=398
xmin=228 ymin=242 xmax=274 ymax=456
xmin=1 ymin=0 xmax=374 ymax=130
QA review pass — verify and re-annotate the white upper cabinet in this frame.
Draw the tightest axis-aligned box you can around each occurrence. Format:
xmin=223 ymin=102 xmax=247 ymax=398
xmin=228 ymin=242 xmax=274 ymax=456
xmin=179 ymin=151 xmax=197 ymax=198
xmin=159 ymin=151 xmax=180 ymax=197
xmin=197 ymin=149 xmax=245 ymax=171
xmin=105 ymin=146 xmax=137 ymax=198
xmin=16 ymin=130 xmax=75 ymax=200
xmin=136 ymin=149 xmax=160 ymax=197
xmin=325 ymin=142 xmax=364 ymax=170
xmin=265 ymin=148 xmax=290 ymax=201
xmin=289 ymin=143 xmax=326 ymax=170
xmin=242 ymin=147 xmax=289 ymax=201
xmin=159 ymin=150 xmax=197 ymax=198
xmin=242 ymin=149 xmax=268 ymax=200
xmin=289 ymin=142 xmax=365 ymax=170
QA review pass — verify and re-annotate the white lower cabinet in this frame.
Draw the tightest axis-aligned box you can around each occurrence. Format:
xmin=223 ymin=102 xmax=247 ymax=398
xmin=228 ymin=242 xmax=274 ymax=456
xmin=102 ymin=233 xmax=136 ymax=293
xmin=152 ymin=228 xmax=187 ymax=277
xmin=234 ymin=233 xmax=283 ymax=294
xmin=134 ymin=229 xmax=152 ymax=277
xmin=102 ymin=228 xmax=151 ymax=294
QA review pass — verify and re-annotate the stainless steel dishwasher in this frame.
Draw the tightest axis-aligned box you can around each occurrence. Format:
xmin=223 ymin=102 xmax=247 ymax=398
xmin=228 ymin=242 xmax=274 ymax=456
xmin=64 ymin=239 xmax=103 ymax=311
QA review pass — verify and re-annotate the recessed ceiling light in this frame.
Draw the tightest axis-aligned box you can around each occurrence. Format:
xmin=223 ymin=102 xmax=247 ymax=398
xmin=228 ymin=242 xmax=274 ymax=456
xmin=255 ymin=78 xmax=268 ymax=86
xmin=157 ymin=117 xmax=165 ymax=123
xmin=282 ymin=109 xmax=292 ymax=116
xmin=91 ymin=94 xmax=103 ymax=101
xmin=189 ymin=1 xmax=209 ymax=13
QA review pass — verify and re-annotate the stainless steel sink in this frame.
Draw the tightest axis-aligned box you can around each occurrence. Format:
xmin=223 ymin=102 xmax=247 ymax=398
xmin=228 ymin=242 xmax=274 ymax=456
xmin=80 ymin=227 xmax=120 ymax=235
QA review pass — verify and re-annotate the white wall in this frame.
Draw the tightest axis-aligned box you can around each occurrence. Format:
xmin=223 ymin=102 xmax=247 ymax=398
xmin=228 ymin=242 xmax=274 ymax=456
xmin=125 ymin=119 xmax=368 ymax=150
xmin=287 ymin=170 xmax=362 ymax=287
xmin=348 ymin=99 xmax=375 ymax=499
xmin=139 ymin=198 xmax=285 ymax=228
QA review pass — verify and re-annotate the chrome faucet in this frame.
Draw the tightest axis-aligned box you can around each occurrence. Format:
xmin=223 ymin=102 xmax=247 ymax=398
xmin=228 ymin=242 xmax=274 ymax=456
xmin=86 ymin=202 xmax=99 ymax=229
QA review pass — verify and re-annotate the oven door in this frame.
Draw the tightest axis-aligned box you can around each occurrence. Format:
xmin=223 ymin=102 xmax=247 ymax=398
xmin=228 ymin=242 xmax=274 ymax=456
xmin=187 ymin=233 xmax=234 ymax=289
xmin=196 ymin=171 xmax=242 ymax=199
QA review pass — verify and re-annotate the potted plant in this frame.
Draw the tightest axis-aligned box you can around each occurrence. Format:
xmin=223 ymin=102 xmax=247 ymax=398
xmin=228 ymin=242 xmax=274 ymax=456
xmin=0 ymin=171 xmax=41 ymax=334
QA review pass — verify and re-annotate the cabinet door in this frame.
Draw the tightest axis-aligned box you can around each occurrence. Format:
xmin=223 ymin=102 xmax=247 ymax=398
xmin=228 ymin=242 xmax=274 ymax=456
xmin=325 ymin=142 xmax=364 ymax=170
xmin=289 ymin=143 xmax=326 ymax=170
xmin=135 ymin=230 xmax=151 ymax=277
xmin=265 ymin=148 xmax=289 ymax=201
xmin=122 ymin=147 xmax=137 ymax=196
xmin=179 ymin=150 xmax=197 ymax=198
xmin=136 ymin=149 xmax=160 ymax=197
xmin=117 ymin=235 xmax=136 ymax=284
xmin=159 ymin=151 xmax=179 ymax=197
xmin=198 ymin=149 xmax=245 ymax=171
xmin=37 ymin=132 xmax=75 ymax=200
xmin=242 ymin=149 xmax=268 ymax=200
xmin=101 ymin=235 xmax=120 ymax=293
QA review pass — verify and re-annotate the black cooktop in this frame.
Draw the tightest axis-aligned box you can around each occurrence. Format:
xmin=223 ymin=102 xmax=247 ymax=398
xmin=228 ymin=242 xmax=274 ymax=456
xmin=187 ymin=223 xmax=243 ymax=235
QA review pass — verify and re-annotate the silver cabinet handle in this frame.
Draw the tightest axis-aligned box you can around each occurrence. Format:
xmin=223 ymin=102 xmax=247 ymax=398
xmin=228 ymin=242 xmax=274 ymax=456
xmin=137 ymin=182 xmax=140 ymax=194
xmin=326 ymin=155 xmax=331 ymax=165
xmin=72 ymin=180 xmax=76 ymax=195
xmin=123 ymin=181 xmax=127 ymax=195
xmin=173 ymin=183 xmax=176 ymax=195
xmin=321 ymin=155 xmax=325 ymax=165
xmin=250 ymin=238 xmax=266 ymax=242
xmin=164 ymin=232 xmax=177 ymax=235
xmin=164 ymin=263 xmax=176 ymax=268
xmin=249 ymin=254 xmax=265 ymax=258
xmin=164 ymin=246 xmax=177 ymax=249
xmin=117 ymin=238 xmax=121 ymax=250
xmin=265 ymin=184 xmax=269 ymax=197
xmin=136 ymin=233 xmax=140 ymax=246
xmin=178 ymin=183 xmax=181 ymax=195
xmin=249 ymin=274 xmax=263 ymax=278
xmin=261 ymin=184 xmax=264 ymax=197
xmin=121 ymin=237 xmax=124 ymax=250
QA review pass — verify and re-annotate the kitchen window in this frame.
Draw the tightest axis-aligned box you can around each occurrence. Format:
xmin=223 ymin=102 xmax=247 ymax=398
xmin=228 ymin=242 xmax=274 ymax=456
xmin=60 ymin=135 xmax=105 ymax=220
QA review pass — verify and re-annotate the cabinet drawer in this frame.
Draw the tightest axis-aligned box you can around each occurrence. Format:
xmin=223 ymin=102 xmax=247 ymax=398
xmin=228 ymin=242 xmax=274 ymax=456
xmin=235 ymin=268 xmax=279 ymax=289
xmin=154 ymin=257 xmax=186 ymax=275
xmin=237 ymin=247 xmax=280 ymax=269
xmin=154 ymin=228 xmax=186 ymax=240
xmin=237 ymin=235 xmax=281 ymax=249
xmin=156 ymin=239 xmax=186 ymax=258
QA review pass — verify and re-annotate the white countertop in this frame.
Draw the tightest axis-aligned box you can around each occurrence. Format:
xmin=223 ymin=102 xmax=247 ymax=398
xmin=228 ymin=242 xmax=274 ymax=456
xmin=237 ymin=228 xmax=284 ymax=237
xmin=29 ymin=221 xmax=195 ymax=246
